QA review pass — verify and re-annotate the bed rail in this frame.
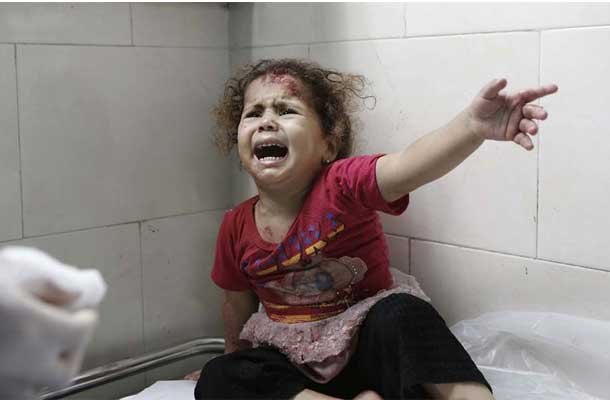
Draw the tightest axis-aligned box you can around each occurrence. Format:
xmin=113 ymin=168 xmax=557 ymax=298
xmin=40 ymin=337 xmax=225 ymax=399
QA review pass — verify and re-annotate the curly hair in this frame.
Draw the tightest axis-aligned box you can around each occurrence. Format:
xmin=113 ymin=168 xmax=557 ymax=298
xmin=212 ymin=58 xmax=374 ymax=161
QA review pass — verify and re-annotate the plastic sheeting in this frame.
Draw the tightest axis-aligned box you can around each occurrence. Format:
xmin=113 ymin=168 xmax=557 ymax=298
xmin=450 ymin=311 xmax=610 ymax=400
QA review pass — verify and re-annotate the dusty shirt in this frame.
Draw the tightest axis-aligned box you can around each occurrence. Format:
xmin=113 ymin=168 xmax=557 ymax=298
xmin=211 ymin=154 xmax=427 ymax=381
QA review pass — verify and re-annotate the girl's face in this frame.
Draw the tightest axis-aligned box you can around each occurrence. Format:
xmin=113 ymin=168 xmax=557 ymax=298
xmin=237 ymin=74 xmax=332 ymax=191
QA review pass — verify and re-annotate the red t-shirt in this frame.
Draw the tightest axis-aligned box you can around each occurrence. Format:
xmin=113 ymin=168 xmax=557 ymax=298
xmin=211 ymin=154 xmax=409 ymax=323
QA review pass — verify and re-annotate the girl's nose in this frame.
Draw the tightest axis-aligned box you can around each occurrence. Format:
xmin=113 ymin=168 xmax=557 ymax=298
xmin=258 ymin=112 xmax=278 ymax=132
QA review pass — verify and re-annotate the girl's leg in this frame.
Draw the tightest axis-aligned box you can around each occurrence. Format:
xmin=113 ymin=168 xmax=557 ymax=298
xmin=196 ymin=344 xmax=382 ymax=400
xmin=423 ymin=382 xmax=494 ymax=400
xmin=352 ymin=293 xmax=493 ymax=399
xmin=293 ymin=389 xmax=382 ymax=400
xmin=195 ymin=346 xmax=310 ymax=399
xmin=293 ymin=388 xmax=340 ymax=400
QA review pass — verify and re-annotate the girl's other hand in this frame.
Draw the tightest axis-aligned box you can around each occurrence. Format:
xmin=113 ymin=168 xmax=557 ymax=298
xmin=467 ymin=78 xmax=559 ymax=150
xmin=184 ymin=370 xmax=201 ymax=380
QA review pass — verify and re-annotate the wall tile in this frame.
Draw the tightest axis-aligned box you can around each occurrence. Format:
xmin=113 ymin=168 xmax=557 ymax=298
xmin=0 ymin=4 xmax=130 ymax=45
xmin=311 ymin=34 xmax=539 ymax=256
xmin=385 ymin=234 xmax=410 ymax=274
xmin=141 ymin=210 xmax=225 ymax=385
xmin=539 ymin=27 xmax=610 ymax=271
xmin=411 ymin=240 xmax=610 ymax=326
xmin=4 ymin=223 xmax=144 ymax=369
xmin=229 ymin=3 xmax=314 ymax=48
xmin=132 ymin=3 xmax=228 ymax=47
xmin=311 ymin=3 xmax=405 ymax=43
xmin=0 ymin=44 xmax=21 ymax=241
xmin=140 ymin=210 xmax=225 ymax=354
xmin=18 ymin=45 xmax=231 ymax=236
xmin=406 ymin=3 xmax=610 ymax=37
xmin=230 ymin=44 xmax=310 ymax=71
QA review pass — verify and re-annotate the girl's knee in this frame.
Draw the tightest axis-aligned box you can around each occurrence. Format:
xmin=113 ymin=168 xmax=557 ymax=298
xmin=195 ymin=355 xmax=233 ymax=398
xmin=366 ymin=293 xmax=443 ymax=329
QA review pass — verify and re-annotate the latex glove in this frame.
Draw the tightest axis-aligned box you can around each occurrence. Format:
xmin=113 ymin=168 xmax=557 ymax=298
xmin=0 ymin=246 xmax=107 ymax=398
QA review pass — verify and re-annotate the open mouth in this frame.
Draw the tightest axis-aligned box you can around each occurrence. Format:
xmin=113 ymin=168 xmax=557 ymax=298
xmin=254 ymin=143 xmax=288 ymax=161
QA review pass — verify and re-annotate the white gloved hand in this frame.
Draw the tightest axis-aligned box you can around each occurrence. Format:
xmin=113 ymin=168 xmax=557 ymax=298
xmin=0 ymin=246 xmax=107 ymax=398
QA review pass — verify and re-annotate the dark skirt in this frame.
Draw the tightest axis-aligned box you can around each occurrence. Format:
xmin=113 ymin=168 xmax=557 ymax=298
xmin=195 ymin=293 xmax=492 ymax=399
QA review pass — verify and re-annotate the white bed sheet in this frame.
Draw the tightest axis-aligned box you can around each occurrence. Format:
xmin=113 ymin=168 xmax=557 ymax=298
xmin=120 ymin=380 xmax=196 ymax=400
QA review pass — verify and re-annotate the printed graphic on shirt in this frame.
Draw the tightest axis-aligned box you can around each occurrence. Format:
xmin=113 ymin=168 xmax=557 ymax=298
xmin=263 ymin=253 xmax=367 ymax=305
xmin=241 ymin=211 xmax=371 ymax=322
xmin=246 ymin=211 xmax=346 ymax=278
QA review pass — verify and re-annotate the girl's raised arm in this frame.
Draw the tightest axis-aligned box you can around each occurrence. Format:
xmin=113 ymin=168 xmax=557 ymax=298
xmin=376 ymin=79 xmax=558 ymax=202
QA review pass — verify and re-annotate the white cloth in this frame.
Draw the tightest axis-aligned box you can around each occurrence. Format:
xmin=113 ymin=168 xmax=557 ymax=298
xmin=121 ymin=381 xmax=197 ymax=400
xmin=0 ymin=246 xmax=107 ymax=399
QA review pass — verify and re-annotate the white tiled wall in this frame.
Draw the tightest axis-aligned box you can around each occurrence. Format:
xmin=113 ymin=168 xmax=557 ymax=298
xmin=311 ymin=3 xmax=406 ymax=42
xmin=229 ymin=2 xmax=610 ymax=326
xmin=0 ymin=3 xmax=131 ymax=45
xmin=132 ymin=3 xmax=229 ymax=47
xmin=18 ymin=44 xmax=230 ymax=236
xmin=310 ymin=34 xmax=539 ymax=257
xmin=230 ymin=3 xmax=315 ymax=48
xmin=411 ymin=240 xmax=610 ymax=326
xmin=0 ymin=44 xmax=21 ymax=241
xmin=0 ymin=4 xmax=229 ymax=399
xmin=539 ymin=27 xmax=610 ymax=271
xmin=140 ymin=211 xmax=225 ymax=385
xmin=405 ymin=3 xmax=610 ymax=36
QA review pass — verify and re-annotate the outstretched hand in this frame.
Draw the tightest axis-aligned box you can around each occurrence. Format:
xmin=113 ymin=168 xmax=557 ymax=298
xmin=467 ymin=79 xmax=559 ymax=150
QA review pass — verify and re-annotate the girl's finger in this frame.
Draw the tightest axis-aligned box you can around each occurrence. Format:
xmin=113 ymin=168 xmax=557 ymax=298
xmin=518 ymin=84 xmax=559 ymax=103
xmin=513 ymin=132 xmax=534 ymax=151
xmin=519 ymin=119 xmax=538 ymax=135
xmin=478 ymin=78 xmax=508 ymax=100
xmin=522 ymin=104 xmax=548 ymax=120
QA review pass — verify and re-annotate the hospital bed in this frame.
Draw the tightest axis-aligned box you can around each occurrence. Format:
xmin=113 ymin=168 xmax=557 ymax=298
xmin=40 ymin=338 xmax=224 ymax=400
xmin=40 ymin=310 xmax=610 ymax=400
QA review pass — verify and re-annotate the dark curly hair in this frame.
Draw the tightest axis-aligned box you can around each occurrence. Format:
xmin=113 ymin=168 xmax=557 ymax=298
xmin=212 ymin=58 xmax=374 ymax=161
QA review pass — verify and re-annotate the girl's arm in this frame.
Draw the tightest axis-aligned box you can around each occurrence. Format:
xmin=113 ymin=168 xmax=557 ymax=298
xmin=222 ymin=289 xmax=259 ymax=353
xmin=184 ymin=288 xmax=258 ymax=380
xmin=376 ymin=79 xmax=558 ymax=202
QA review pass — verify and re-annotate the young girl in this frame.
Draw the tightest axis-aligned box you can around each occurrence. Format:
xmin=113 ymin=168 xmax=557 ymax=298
xmin=191 ymin=59 xmax=558 ymax=399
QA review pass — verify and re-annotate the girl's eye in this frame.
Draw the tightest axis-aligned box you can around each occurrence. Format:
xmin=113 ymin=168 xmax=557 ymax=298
xmin=280 ymin=108 xmax=297 ymax=116
xmin=244 ymin=110 xmax=261 ymax=118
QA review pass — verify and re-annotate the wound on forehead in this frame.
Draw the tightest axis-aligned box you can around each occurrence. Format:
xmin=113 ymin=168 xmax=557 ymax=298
xmin=264 ymin=72 xmax=303 ymax=98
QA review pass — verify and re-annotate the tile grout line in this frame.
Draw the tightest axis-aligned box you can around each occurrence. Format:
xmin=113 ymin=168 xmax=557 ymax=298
xmin=384 ymin=233 xmax=530 ymax=260
xmin=0 ymin=207 xmax=229 ymax=244
xmin=403 ymin=2 xmax=408 ymax=38
xmin=129 ymin=3 xmax=134 ymax=46
xmin=0 ymin=42 xmax=227 ymax=50
xmin=536 ymin=31 xmax=542 ymax=259
xmin=408 ymin=236 xmax=412 ymax=275
xmin=231 ymin=29 xmax=539 ymax=50
xmin=1 ymin=26 xmax=608 ymax=52
xmin=401 ymin=236 xmax=610 ymax=274
xmin=231 ymin=23 xmax=610 ymax=51
xmin=14 ymin=44 xmax=24 ymax=240
xmin=137 ymin=221 xmax=147 ymax=385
